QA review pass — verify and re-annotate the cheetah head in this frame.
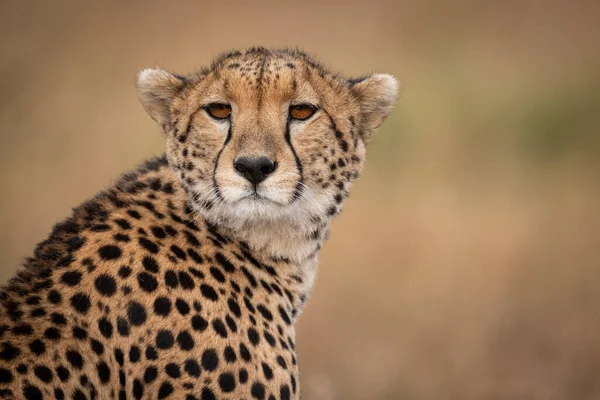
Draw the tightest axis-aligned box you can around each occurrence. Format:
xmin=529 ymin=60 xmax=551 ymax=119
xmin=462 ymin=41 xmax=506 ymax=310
xmin=136 ymin=48 xmax=397 ymax=260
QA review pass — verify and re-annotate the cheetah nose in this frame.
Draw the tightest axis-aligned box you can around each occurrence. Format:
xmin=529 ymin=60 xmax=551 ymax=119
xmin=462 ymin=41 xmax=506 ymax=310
xmin=233 ymin=156 xmax=278 ymax=185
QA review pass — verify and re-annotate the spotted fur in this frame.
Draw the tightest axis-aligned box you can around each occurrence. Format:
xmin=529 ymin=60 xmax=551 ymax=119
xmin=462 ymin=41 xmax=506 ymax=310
xmin=0 ymin=47 xmax=397 ymax=399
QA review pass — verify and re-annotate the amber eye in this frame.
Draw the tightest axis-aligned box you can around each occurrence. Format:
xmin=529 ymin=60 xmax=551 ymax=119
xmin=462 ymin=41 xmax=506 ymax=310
xmin=205 ymin=103 xmax=232 ymax=120
xmin=289 ymin=104 xmax=317 ymax=121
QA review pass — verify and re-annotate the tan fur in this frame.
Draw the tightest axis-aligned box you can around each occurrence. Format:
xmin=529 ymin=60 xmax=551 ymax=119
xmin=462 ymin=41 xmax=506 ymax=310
xmin=0 ymin=47 xmax=397 ymax=400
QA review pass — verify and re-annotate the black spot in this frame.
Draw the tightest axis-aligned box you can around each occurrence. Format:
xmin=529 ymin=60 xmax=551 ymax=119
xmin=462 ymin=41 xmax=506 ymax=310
xmin=209 ymin=267 xmax=225 ymax=283
xmin=280 ymin=384 xmax=291 ymax=400
xmin=0 ymin=367 xmax=12 ymax=383
xmin=28 ymin=339 xmax=45 ymax=355
xmin=191 ymin=315 xmax=208 ymax=332
xmin=138 ymin=237 xmax=159 ymax=254
xmin=113 ymin=233 xmax=130 ymax=242
xmin=184 ymin=231 xmax=200 ymax=247
xmin=70 ymin=293 xmax=91 ymax=314
xmin=60 ymin=270 xmax=82 ymax=286
xmin=257 ymin=305 xmax=273 ymax=321
xmin=164 ymin=270 xmax=178 ymax=289
xmin=340 ymin=139 xmax=349 ymax=152
xmin=95 ymin=274 xmax=117 ymax=296
xmin=244 ymin=297 xmax=255 ymax=313
xmin=170 ymin=244 xmax=187 ymax=260
xmin=251 ymin=382 xmax=266 ymax=399
xmin=12 ymin=323 xmax=33 ymax=335
xmin=144 ymin=366 xmax=158 ymax=383
xmin=56 ymin=366 xmax=69 ymax=381
xmin=224 ymin=346 xmax=237 ymax=363
xmin=175 ymin=299 xmax=190 ymax=315
xmin=241 ymin=267 xmax=258 ymax=287
xmin=239 ymin=343 xmax=251 ymax=362
xmin=0 ymin=345 xmax=19 ymax=363
xmin=16 ymin=364 xmax=27 ymax=374
xmin=89 ymin=223 xmax=110 ymax=232
xmin=114 ymin=218 xmax=132 ymax=229
xmin=201 ymin=388 xmax=216 ymax=400
xmin=127 ymin=301 xmax=147 ymax=326
xmin=212 ymin=318 xmax=228 ymax=338
xmin=262 ymin=362 xmax=273 ymax=380
xmin=117 ymin=317 xmax=130 ymax=336
xmin=91 ymin=339 xmax=104 ymax=355
xmin=44 ymin=327 xmax=60 ymax=340
xmin=189 ymin=267 xmax=205 ymax=279
xmin=127 ymin=209 xmax=142 ymax=219
xmin=66 ymin=235 xmax=86 ymax=251
xmin=55 ymin=388 xmax=65 ymax=400
xmin=165 ymin=363 xmax=180 ymax=379
xmin=279 ymin=306 xmax=292 ymax=325
xmin=25 ymin=296 xmax=41 ymax=305
xmin=142 ymin=256 xmax=160 ymax=273
xmin=215 ymin=252 xmax=235 ymax=272
xmin=133 ymin=379 xmax=144 ymax=399
xmin=225 ymin=315 xmax=237 ymax=332
xmin=239 ymin=368 xmax=248 ymax=384
xmin=98 ymin=317 xmax=113 ymax=338
xmin=23 ymin=384 xmax=43 ymax=400
xmin=176 ymin=331 xmax=195 ymax=351
xmin=200 ymin=284 xmax=218 ymax=301
xmin=151 ymin=226 xmax=166 ymax=239
xmin=201 ymin=348 xmax=219 ymax=371
xmin=66 ymin=350 xmax=84 ymax=369
xmin=228 ymin=298 xmax=242 ymax=318
xmin=30 ymin=308 xmax=46 ymax=318
xmin=264 ymin=331 xmax=276 ymax=347
xmin=98 ymin=245 xmax=122 ymax=260
xmin=178 ymin=271 xmax=195 ymax=289
xmin=72 ymin=326 xmax=88 ymax=340
xmin=158 ymin=382 xmax=173 ymax=399
xmin=218 ymin=372 xmax=236 ymax=393
xmin=184 ymin=359 xmax=200 ymax=377
xmin=187 ymin=248 xmax=204 ymax=264
xmin=156 ymin=330 xmax=174 ymax=349
xmin=193 ymin=301 xmax=202 ymax=312
xmin=118 ymin=266 xmax=132 ymax=278
xmin=50 ymin=313 xmax=67 ymax=326
xmin=96 ymin=361 xmax=110 ymax=384
xmin=248 ymin=327 xmax=260 ymax=346
xmin=137 ymin=272 xmax=158 ymax=292
xmin=129 ymin=345 xmax=140 ymax=362
xmin=154 ymin=297 xmax=171 ymax=317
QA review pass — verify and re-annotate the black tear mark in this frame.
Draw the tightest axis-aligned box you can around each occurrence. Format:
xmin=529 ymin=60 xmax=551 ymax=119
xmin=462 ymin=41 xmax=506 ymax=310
xmin=285 ymin=117 xmax=304 ymax=203
xmin=211 ymin=124 xmax=233 ymax=201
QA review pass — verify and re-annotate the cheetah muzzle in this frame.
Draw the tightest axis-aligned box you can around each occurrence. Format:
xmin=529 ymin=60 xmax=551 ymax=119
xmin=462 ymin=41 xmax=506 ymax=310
xmin=0 ymin=47 xmax=397 ymax=400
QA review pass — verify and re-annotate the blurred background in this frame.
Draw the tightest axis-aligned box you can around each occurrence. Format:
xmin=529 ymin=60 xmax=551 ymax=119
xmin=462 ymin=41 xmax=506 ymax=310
xmin=1 ymin=1 xmax=600 ymax=399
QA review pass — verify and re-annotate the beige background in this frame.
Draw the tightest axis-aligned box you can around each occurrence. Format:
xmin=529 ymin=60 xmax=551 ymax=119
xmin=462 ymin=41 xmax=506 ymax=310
xmin=1 ymin=1 xmax=600 ymax=399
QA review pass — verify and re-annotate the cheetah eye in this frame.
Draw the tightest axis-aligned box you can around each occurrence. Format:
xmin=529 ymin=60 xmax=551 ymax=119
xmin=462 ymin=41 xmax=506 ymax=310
xmin=205 ymin=103 xmax=232 ymax=120
xmin=289 ymin=104 xmax=317 ymax=121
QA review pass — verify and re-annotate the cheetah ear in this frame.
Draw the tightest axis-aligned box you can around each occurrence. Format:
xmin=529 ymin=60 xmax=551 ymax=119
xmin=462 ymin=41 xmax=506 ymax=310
xmin=136 ymin=68 xmax=186 ymax=127
xmin=349 ymin=73 xmax=399 ymax=143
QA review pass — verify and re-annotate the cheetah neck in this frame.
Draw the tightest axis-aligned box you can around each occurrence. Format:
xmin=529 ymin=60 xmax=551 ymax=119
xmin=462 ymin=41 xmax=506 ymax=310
xmin=208 ymin=216 xmax=328 ymax=265
xmin=181 ymin=181 xmax=331 ymax=312
xmin=195 ymin=202 xmax=328 ymax=320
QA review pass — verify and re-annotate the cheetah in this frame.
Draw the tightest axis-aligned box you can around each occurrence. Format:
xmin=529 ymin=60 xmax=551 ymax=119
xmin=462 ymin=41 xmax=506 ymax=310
xmin=0 ymin=47 xmax=397 ymax=400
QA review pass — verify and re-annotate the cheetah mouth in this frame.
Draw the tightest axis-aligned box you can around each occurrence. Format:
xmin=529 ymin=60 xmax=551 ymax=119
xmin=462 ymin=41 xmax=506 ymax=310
xmin=239 ymin=192 xmax=287 ymax=206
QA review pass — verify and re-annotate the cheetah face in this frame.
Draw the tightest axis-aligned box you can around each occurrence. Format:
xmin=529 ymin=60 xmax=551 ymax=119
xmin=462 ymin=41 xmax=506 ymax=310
xmin=137 ymin=48 xmax=397 ymax=230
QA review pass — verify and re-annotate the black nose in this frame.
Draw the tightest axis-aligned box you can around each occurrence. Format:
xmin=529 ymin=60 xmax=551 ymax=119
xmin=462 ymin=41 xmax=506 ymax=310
xmin=233 ymin=156 xmax=278 ymax=185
